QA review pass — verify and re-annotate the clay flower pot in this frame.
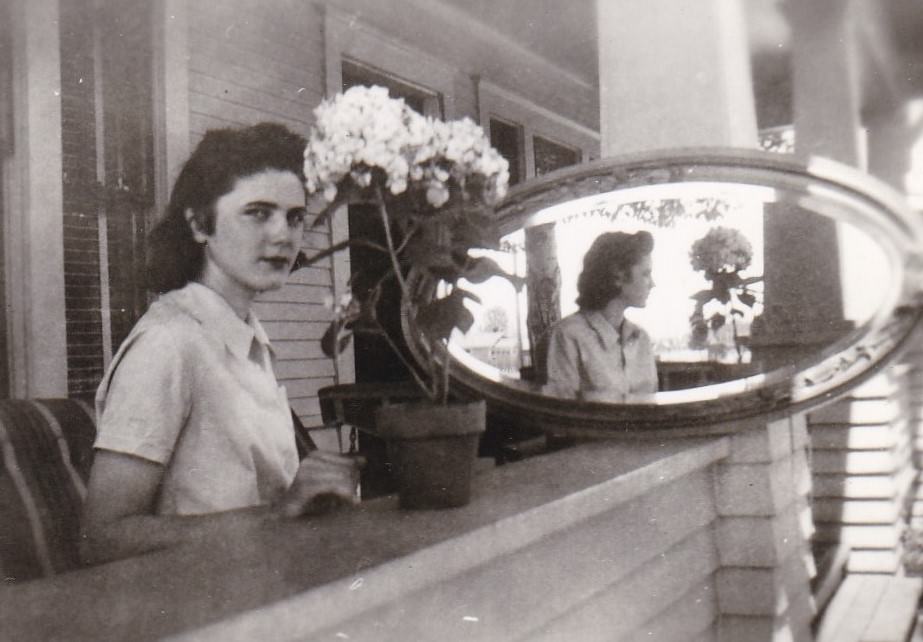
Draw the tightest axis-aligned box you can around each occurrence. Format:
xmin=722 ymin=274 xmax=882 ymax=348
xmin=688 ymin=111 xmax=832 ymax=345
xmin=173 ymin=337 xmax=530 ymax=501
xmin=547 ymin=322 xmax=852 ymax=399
xmin=375 ymin=400 xmax=486 ymax=509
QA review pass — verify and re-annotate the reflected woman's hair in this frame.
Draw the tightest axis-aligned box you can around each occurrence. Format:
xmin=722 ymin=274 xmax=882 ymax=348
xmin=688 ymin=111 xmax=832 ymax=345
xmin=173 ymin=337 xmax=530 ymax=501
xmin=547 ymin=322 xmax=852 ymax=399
xmin=576 ymin=231 xmax=654 ymax=310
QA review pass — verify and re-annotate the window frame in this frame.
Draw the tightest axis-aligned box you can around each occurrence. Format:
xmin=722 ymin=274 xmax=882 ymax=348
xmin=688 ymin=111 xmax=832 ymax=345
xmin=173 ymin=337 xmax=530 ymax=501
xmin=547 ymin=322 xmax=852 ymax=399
xmin=477 ymin=79 xmax=600 ymax=181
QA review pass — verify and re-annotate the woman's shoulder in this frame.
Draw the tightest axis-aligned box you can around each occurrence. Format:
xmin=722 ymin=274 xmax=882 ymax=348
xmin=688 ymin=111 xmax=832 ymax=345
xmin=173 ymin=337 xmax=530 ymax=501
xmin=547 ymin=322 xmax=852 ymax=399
xmin=554 ymin=311 xmax=589 ymax=331
xmin=622 ymin=317 xmax=653 ymax=345
xmin=552 ymin=310 xmax=597 ymax=338
xmin=122 ymin=291 xmax=207 ymax=350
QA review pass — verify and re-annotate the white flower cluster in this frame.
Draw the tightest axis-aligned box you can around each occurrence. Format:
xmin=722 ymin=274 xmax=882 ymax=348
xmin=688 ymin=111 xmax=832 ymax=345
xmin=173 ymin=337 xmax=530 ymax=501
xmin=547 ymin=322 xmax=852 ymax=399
xmin=304 ymin=85 xmax=509 ymax=208
xmin=689 ymin=226 xmax=753 ymax=274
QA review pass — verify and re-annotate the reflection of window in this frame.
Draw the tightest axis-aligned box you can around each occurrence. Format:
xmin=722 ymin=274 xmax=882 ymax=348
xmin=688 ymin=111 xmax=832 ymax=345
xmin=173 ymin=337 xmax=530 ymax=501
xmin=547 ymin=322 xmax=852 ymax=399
xmin=489 ymin=118 xmax=524 ymax=185
xmin=534 ymin=136 xmax=581 ymax=176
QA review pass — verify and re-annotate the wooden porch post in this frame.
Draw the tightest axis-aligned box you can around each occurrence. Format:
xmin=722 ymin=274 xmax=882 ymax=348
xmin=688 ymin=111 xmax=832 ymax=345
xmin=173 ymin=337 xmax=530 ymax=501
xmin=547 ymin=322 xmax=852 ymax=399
xmin=5 ymin=0 xmax=68 ymax=397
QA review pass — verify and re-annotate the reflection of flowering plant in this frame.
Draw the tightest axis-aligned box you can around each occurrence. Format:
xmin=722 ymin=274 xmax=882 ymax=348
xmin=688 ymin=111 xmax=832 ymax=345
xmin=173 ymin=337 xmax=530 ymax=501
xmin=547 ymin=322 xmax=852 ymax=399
xmin=689 ymin=227 xmax=762 ymax=361
xmin=299 ymin=86 xmax=513 ymax=404
xmin=689 ymin=226 xmax=753 ymax=275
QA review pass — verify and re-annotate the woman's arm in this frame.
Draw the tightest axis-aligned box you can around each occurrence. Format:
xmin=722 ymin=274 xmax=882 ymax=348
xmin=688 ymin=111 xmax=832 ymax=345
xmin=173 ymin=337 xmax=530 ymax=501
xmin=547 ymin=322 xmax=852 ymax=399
xmin=81 ymin=449 xmax=361 ymax=566
xmin=80 ymin=450 xmax=263 ymax=565
xmin=545 ymin=325 xmax=581 ymax=397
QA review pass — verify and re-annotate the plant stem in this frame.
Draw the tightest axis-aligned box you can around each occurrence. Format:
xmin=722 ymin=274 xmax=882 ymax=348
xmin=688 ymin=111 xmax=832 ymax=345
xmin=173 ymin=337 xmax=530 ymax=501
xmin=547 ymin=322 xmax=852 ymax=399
xmin=374 ymin=186 xmax=443 ymax=403
xmin=732 ymin=315 xmax=743 ymax=364
xmin=375 ymin=187 xmax=408 ymax=294
xmin=440 ymin=340 xmax=451 ymax=404
xmin=378 ymin=324 xmax=436 ymax=402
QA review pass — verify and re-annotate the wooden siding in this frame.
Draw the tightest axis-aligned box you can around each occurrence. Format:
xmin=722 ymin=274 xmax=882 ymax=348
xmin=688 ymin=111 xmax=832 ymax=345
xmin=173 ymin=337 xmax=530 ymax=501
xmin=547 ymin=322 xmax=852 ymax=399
xmin=809 ymin=372 xmax=918 ymax=573
xmin=308 ymin=468 xmax=721 ymax=641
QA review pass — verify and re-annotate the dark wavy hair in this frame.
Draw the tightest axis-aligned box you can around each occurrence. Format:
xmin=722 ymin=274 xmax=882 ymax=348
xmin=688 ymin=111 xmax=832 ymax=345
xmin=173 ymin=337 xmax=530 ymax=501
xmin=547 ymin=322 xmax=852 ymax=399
xmin=145 ymin=122 xmax=307 ymax=293
xmin=575 ymin=231 xmax=654 ymax=310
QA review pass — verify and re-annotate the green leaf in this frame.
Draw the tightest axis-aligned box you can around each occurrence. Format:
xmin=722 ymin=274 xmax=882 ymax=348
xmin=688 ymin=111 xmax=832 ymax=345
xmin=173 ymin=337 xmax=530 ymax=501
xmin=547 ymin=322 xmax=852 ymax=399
xmin=449 ymin=211 xmax=501 ymax=252
xmin=738 ymin=292 xmax=757 ymax=307
xmin=320 ymin=320 xmax=352 ymax=357
xmin=463 ymin=256 xmax=508 ymax=284
xmin=404 ymin=239 xmax=457 ymax=271
xmin=709 ymin=313 xmax=726 ymax=331
xmin=415 ymin=288 xmax=475 ymax=342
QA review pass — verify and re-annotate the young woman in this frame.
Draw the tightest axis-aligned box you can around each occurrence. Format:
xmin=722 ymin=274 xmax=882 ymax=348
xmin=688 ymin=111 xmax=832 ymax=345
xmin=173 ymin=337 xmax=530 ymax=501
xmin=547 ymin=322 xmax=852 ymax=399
xmin=81 ymin=123 xmax=361 ymax=565
xmin=545 ymin=231 xmax=658 ymax=401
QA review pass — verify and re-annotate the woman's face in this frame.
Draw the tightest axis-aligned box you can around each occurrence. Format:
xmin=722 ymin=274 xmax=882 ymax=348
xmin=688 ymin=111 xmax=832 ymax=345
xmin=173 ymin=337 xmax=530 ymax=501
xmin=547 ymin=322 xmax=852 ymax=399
xmin=192 ymin=169 xmax=306 ymax=305
xmin=617 ymin=253 xmax=654 ymax=308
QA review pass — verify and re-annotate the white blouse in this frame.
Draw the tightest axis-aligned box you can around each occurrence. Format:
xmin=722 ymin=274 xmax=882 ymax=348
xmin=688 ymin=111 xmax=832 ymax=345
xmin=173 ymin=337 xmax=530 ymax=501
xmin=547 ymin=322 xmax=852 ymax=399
xmin=94 ymin=282 xmax=298 ymax=515
xmin=545 ymin=310 xmax=658 ymax=402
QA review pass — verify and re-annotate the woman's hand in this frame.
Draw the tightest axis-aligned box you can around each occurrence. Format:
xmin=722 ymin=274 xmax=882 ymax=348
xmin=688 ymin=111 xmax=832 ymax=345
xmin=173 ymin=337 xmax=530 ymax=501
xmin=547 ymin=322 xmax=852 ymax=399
xmin=274 ymin=450 xmax=365 ymax=518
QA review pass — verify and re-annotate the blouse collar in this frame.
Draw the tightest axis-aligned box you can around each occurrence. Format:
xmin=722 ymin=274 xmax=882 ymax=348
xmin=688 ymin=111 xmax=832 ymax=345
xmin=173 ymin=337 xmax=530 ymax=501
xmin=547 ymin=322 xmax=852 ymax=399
xmin=172 ymin=282 xmax=274 ymax=361
xmin=581 ymin=310 xmax=641 ymax=351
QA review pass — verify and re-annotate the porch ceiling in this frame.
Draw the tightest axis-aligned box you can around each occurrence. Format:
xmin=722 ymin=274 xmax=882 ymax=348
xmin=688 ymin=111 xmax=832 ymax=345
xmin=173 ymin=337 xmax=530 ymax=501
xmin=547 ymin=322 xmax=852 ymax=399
xmin=438 ymin=0 xmax=923 ymax=102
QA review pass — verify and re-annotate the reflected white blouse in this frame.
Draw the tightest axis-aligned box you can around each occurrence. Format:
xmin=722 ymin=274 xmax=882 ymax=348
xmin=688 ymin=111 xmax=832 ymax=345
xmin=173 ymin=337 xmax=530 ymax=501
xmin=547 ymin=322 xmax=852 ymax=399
xmin=545 ymin=310 xmax=658 ymax=401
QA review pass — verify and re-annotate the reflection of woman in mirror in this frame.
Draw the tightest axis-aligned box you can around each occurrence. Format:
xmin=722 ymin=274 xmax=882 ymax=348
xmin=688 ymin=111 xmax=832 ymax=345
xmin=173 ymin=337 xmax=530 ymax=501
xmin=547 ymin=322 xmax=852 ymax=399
xmin=545 ymin=231 xmax=657 ymax=401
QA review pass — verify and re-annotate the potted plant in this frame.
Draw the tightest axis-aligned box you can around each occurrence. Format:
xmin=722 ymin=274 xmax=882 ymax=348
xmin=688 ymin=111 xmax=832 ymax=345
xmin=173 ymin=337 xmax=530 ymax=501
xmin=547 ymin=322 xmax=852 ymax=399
xmin=688 ymin=226 xmax=763 ymax=365
xmin=300 ymin=85 xmax=512 ymax=508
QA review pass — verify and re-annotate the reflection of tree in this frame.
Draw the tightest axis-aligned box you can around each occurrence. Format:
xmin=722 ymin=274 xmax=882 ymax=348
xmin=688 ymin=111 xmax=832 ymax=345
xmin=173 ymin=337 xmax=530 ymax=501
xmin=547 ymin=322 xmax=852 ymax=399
xmin=482 ymin=306 xmax=509 ymax=334
xmin=558 ymin=197 xmax=730 ymax=228
xmin=525 ymin=224 xmax=560 ymax=381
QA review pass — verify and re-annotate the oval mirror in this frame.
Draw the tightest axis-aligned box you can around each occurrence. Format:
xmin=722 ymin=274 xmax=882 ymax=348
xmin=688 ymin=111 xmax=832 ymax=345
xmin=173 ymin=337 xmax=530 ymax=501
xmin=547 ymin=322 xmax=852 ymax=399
xmin=405 ymin=149 xmax=923 ymax=433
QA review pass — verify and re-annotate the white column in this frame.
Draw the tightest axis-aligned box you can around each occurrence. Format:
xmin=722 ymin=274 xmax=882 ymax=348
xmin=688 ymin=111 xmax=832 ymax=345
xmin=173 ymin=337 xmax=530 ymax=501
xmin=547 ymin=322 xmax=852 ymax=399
xmin=5 ymin=0 xmax=67 ymax=397
xmin=790 ymin=0 xmax=864 ymax=166
xmin=597 ymin=0 xmax=758 ymax=153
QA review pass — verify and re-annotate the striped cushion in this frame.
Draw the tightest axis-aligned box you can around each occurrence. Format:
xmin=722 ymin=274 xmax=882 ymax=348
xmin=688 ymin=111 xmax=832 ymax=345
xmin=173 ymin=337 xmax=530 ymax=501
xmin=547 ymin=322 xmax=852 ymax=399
xmin=0 ymin=399 xmax=96 ymax=584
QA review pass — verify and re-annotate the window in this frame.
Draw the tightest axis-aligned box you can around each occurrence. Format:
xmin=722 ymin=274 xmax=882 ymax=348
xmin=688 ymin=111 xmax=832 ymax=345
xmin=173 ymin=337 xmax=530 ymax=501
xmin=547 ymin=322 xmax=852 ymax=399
xmin=478 ymin=79 xmax=598 ymax=181
xmin=489 ymin=118 xmax=525 ymax=185
xmin=59 ymin=0 xmax=153 ymax=397
xmin=341 ymin=60 xmax=437 ymax=117
xmin=534 ymin=135 xmax=581 ymax=176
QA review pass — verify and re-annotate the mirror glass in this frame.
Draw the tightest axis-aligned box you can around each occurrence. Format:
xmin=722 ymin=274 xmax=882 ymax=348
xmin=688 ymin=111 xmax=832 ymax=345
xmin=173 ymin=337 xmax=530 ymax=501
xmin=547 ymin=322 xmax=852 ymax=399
xmin=408 ymin=151 xmax=923 ymax=429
